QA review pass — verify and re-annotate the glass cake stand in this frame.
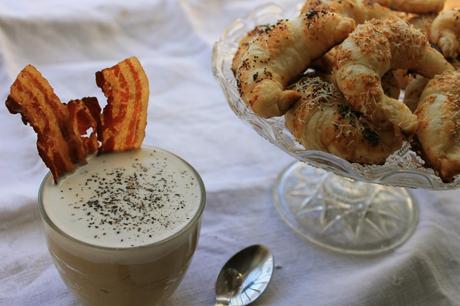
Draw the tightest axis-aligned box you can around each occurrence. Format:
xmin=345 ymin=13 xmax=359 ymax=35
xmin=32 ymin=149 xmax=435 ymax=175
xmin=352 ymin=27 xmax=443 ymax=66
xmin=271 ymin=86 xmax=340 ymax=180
xmin=212 ymin=4 xmax=460 ymax=255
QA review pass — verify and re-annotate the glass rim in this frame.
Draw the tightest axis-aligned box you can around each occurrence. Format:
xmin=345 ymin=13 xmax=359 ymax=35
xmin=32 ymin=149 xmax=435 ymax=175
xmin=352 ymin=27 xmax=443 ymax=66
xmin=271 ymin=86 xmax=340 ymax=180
xmin=38 ymin=145 xmax=206 ymax=251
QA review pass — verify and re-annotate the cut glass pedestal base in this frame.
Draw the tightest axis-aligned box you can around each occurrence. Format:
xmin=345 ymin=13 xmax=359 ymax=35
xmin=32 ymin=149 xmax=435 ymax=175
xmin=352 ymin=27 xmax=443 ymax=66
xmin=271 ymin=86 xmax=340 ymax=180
xmin=274 ymin=162 xmax=419 ymax=255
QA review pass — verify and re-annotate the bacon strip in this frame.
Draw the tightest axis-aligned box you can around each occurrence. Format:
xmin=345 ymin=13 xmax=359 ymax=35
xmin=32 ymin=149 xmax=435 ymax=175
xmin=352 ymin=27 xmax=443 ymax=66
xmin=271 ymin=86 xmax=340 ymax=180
xmin=96 ymin=56 xmax=149 ymax=153
xmin=5 ymin=65 xmax=89 ymax=182
xmin=67 ymin=97 xmax=101 ymax=155
xmin=5 ymin=57 xmax=150 ymax=183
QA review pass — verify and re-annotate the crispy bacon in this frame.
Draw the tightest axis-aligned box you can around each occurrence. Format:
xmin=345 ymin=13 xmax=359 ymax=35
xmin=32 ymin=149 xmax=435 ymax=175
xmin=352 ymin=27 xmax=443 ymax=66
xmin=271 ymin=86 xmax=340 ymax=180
xmin=5 ymin=65 xmax=90 ymax=182
xmin=5 ymin=57 xmax=150 ymax=183
xmin=96 ymin=56 xmax=149 ymax=153
xmin=67 ymin=97 xmax=101 ymax=155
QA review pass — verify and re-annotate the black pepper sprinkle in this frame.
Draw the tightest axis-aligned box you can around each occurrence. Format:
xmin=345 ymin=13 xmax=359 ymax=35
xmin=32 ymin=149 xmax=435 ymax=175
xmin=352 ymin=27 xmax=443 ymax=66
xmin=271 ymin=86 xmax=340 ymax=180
xmin=306 ymin=10 xmax=318 ymax=19
xmin=67 ymin=155 xmax=198 ymax=245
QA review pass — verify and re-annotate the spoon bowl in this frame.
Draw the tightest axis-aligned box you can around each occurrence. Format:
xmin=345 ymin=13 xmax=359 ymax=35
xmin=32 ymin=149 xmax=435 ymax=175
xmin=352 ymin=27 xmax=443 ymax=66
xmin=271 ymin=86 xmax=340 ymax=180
xmin=215 ymin=245 xmax=274 ymax=306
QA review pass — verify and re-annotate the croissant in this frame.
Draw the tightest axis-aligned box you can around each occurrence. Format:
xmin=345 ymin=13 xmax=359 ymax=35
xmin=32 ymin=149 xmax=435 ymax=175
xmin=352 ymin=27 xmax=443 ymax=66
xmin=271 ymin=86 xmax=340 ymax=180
xmin=301 ymin=0 xmax=395 ymax=23
xmin=312 ymin=46 xmax=403 ymax=99
xmin=304 ymin=0 xmax=406 ymax=81
xmin=391 ymin=14 xmax=440 ymax=90
xmin=314 ymin=12 xmax=437 ymax=90
xmin=431 ymin=8 xmax=460 ymax=58
xmin=374 ymin=0 xmax=445 ymax=14
xmin=334 ymin=17 xmax=453 ymax=134
xmin=232 ymin=10 xmax=355 ymax=118
xmin=415 ymin=70 xmax=460 ymax=181
xmin=285 ymin=74 xmax=403 ymax=164
xmin=404 ymin=59 xmax=460 ymax=111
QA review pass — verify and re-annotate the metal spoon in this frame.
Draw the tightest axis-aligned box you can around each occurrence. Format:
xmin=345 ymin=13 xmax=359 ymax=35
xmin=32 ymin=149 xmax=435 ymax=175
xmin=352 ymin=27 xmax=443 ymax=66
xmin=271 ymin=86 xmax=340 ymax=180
xmin=215 ymin=245 xmax=274 ymax=306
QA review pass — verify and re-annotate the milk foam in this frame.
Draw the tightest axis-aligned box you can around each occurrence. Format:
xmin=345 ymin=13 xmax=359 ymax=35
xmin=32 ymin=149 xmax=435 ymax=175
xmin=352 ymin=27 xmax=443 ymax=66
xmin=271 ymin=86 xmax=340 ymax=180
xmin=41 ymin=148 xmax=203 ymax=248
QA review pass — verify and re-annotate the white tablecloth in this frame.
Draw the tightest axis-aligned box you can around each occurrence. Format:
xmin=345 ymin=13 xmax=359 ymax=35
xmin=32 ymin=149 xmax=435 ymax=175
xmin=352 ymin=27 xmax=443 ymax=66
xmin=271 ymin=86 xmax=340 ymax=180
xmin=1 ymin=1 xmax=460 ymax=305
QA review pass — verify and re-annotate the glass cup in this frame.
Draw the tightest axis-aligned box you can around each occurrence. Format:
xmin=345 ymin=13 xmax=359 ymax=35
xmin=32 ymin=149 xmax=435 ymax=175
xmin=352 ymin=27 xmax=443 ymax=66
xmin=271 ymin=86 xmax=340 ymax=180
xmin=38 ymin=148 xmax=206 ymax=306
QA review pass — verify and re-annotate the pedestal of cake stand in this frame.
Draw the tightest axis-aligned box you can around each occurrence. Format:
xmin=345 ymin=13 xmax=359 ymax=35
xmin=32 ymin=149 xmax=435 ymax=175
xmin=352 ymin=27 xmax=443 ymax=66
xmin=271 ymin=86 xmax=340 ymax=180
xmin=274 ymin=162 xmax=418 ymax=255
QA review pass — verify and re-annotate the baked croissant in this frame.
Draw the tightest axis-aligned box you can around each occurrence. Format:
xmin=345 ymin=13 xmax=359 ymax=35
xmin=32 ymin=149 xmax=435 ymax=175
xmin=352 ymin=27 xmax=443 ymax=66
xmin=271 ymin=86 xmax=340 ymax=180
xmin=286 ymin=74 xmax=403 ymax=164
xmin=232 ymin=10 xmax=355 ymax=118
xmin=301 ymin=0 xmax=396 ymax=23
xmin=391 ymin=14 xmax=438 ymax=89
xmin=374 ymin=0 xmax=445 ymax=14
xmin=415 ymin=70 xmax=460 ymax=181
xmin=404 ymin=59 xmax=460 ymax=112
xmin=334 ymin=17 xmax=453 ymax=134
xmin=303 ymin=0 xmax=406 ymax=81
xmin=313 ymin=51 xmax=402 ymax=99
xmin=431 ymin=8 xmax=460 ymax=58
xmin=313 ymin=13 xmax=432 ymax=91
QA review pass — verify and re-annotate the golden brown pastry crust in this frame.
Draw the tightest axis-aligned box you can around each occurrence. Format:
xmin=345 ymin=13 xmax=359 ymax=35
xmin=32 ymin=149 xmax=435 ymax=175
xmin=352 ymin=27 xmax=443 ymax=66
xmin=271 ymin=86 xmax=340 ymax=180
xmin=232 ymin=10 xmax=355 ymax=118
xmin=374 ymin=0 xmax=445 ymax=14
xmin=404 ymin=58 xmax=460 ymax=112
xmin=407 ymin=13 xmax=436 ymax=37
xmin=286 ymin=74 xmax=403 ymax=164
xmin=301 ymin=0 xmax=396 ymax=23
xmin=415 ymin=70 xmax=460 ymax=181
xmin=431 ymin=8 xmax=460 ymax=58
xmin=391 ymin=14 xmax=437 ymax=89
xmin=334 ymin=17 xmax=453 ymax=134
xmin=312 ymin=47 xmax=402 ymax=97
xmin=305 ymin=0 xmax=407 ymax=81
